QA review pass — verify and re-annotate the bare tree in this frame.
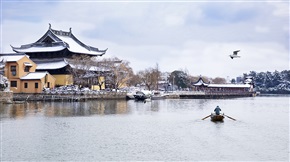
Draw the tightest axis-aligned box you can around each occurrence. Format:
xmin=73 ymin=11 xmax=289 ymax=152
xmin=66 ymin=55 xmax=93 ymax=87
xmin=137 ymin=65 xmax=160 ymax=91
xmin=98 ymin=57 xmax=133 ymax=91
xmin=212 ymin=77 xmax=227 ymax=84
xmin=127 ymin=73 xmax=141 ymax=87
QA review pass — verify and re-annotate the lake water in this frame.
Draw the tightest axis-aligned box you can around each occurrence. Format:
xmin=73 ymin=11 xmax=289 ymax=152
xmin=1 ymin=96 xmax=289 ymax=161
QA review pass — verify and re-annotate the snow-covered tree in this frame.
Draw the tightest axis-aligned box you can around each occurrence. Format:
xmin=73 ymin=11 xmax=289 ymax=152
xmin=243 ymin=70 xmax=290 ymax=94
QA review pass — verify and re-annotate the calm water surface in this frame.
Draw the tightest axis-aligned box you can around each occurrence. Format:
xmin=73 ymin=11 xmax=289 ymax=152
xmin=1 ymin=96 xmax=289 ymax=161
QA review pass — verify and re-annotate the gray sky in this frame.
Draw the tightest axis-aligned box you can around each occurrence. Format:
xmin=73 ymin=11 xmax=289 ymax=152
xmin=1 ymin=0 xmax=289 ymax=79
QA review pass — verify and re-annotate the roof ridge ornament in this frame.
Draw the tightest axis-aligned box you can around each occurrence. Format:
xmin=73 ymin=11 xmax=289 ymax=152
xmin=49 ymin=23 xmax=51 ymax=30
xmin=69 ymin=27 xmax=72 ymax=33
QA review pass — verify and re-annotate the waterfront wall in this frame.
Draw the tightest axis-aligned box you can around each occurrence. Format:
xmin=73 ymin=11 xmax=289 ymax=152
xmin=13 ymin=92 xmax=127 ymax=102
xmin=167 ymin=91 xmax=256 ymax=99
xmin=0 ymin=91 xmax=13 ymax=103
xmin=12 ymin=91 xmax=256 ymax=102
xmin=178 ymin=91 xmax=255 ymax=99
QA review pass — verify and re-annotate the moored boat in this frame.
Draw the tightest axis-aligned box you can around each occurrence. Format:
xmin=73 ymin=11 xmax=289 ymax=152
xmin=133 ymin=91 xmax=152 ymax=101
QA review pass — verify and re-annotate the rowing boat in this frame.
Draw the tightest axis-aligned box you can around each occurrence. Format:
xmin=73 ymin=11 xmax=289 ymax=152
xmin=211 ymin=113 xmax=224 ymax=121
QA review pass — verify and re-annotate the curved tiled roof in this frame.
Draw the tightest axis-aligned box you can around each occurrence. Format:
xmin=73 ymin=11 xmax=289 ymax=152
xmin=33 ymin=58 xmax=69 ymax=70
xmin=11 ymin=24 xmax=107 ymax=56
xmin=192 ymin=77 xmax=209 ymax=86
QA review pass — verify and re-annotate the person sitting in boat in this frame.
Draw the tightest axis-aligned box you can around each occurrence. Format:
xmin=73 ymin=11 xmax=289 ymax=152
xmin=214 ymin=106 xmax=222 ymax=115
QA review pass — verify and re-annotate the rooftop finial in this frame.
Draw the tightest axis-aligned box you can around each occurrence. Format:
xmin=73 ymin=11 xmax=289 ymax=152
xmin=69 ymin=27 xmax=72 ymax=33
xmin=49 ymin=23 xmax=51 ymax=29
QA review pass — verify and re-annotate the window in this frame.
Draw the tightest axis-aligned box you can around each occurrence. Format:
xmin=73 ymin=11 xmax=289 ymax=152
xmin=47 ymin=82 xmax=50 ymax=88
xmin=24 ymin=83 xmax=28 ymax=88
xmin=11 ymin=81 xmax=17 ymax=87
xmin=10 ymin=66 xmax=16 ymax=76
xmin=24 ymin=66 xmax=30 ymax=72
xmin=35 ymin=83 xmax=38 ymax=89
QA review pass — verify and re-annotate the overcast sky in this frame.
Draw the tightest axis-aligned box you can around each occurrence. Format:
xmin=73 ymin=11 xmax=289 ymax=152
xmin=1 ymin=0 xmax=289 ymax=79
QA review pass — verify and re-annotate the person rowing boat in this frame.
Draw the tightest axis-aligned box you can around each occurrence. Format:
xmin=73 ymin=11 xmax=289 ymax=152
xmin=214 ymin=106 xmax=222 ymax=115
xmin=202 ymin=106 xmax=236 ymax=121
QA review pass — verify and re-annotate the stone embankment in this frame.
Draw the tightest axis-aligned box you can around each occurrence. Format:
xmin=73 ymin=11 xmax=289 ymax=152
xmin=0 ymin=91 xmax=13 ymax=103
xmin=2 ymin=91 xmax=256 ymax=103
xmin=13 ymin=91 xmax=127 ymax=102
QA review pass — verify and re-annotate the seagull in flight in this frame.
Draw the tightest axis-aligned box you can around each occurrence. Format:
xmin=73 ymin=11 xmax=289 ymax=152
xmin=229 ymin=50 xmax=241 ymax=59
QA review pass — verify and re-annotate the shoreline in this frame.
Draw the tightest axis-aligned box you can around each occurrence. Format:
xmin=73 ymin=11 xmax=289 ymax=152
xmin=4 ymin=91 xmax=288 ymax=103
xmin=10 ymin=91 xmax=257 ymax=102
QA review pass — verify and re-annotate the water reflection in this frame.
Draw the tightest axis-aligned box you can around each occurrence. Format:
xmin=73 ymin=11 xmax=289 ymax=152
xmin=0 ymin=100 xmax=130 ymax=119
xmin=0 ymin=97 xmax=289 ymax=161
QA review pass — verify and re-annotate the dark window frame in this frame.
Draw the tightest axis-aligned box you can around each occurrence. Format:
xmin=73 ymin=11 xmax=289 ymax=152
xmin=24 ymin=66 xmax=30 ymax=72
xmin=11 ymin=81 xmax=17 ymax=87
xmin=11 ymin=66 xmax=16 ymax=76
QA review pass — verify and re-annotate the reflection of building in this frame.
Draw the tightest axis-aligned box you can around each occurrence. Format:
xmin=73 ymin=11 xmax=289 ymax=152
xmin=192 ymin=77 xmax=253 ymax=93
xmin=0 ymin=54 xmax=55 ymax=93
xmin=11 ymin=24 xmax=107 ymax=86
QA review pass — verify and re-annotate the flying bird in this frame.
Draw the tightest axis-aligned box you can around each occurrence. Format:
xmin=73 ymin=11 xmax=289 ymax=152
xmin=229 ymin=50 xmax=241 ymax=59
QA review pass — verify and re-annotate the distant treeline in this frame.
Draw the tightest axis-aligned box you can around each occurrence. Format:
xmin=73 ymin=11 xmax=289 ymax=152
xmin=243 ymin=70 xmax=290 ymax=94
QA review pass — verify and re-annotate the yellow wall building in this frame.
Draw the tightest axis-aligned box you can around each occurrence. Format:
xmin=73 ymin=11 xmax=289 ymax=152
xmin=1 ymin=54 xmax=55 ymax=93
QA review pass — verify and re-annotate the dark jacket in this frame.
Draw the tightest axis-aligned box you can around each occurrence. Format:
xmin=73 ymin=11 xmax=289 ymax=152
xmin=214 ymin=107 xmax=222 ymax=115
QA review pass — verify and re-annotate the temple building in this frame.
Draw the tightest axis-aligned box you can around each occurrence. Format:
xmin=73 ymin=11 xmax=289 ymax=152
xmin=192 ymin=77 xmax=254 ymax=93
xmin=11 ymin=24 xmax=107 ymax=87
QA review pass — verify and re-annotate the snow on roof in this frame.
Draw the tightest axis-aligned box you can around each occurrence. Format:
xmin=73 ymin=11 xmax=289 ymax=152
xmin=20 ymin=72 xmax=48 ymax=80
xmin=208 ymin=84 xmax=251 ymax=88
xmin=12 ymin=26 xmax=106 ymax=56
xmin=24 ymin=62 xmax=33 ymax=66
xmin=13 ymin=46 xmax=65 ymax=53
xmin=0 ymin=55 xmax=27 ymax=62
xmin=57 ymin=35 xmax=104 ymax=55
xmin=192 ymin=78 xmax=209 ymax=86
xmin=193 ymin=80 xmax=209 ymax=86
xmin=34 ymin=59 xmax=68 ymax=70
xmin=69 ymin=63 xmax=110 ymax=72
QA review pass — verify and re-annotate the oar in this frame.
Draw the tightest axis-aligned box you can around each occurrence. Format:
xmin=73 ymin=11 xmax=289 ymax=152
xmin=202 ymin=114 xmax=211 ymax=120
xmin=224 ymin=114 xmax=236 ymax=121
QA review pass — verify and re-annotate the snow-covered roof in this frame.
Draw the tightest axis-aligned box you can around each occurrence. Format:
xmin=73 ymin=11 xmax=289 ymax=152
xmin=192 ymin=77 xmax=209 ymax=86
xmin=192 ymin=77 xmax=250 ymax=88
xmin=20 ymin=72 xmax=48 ymax=80
xmin=24 ymin=62 xmax=33 ymax=66
xmin=11 ymin=25 xmax=107 ymax=56
xmin=0 ymin=55 xmax=28 ymax=62
xmin=68 ymin=63 xmax=110 ymax=72
xmin=12 ymin=45 xmax=66 ymax=53
xmin=56 ymin=35 xmax=105 ymax=56
xmin=34 ymin=58 xmax=68 ymax=70
xmin=208 ymin=84 xmax=251 ymax=88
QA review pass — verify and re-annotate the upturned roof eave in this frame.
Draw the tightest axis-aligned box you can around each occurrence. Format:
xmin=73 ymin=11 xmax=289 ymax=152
xmin=13 ymin=48 xmax=66 ymax=54
xmin=67 ymin=49 xmax=106 ymax=57
xmin=192 ymin=77 xmax=210 ymax=86
xmin=11 ymin=24 xmax=108 ymax=55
